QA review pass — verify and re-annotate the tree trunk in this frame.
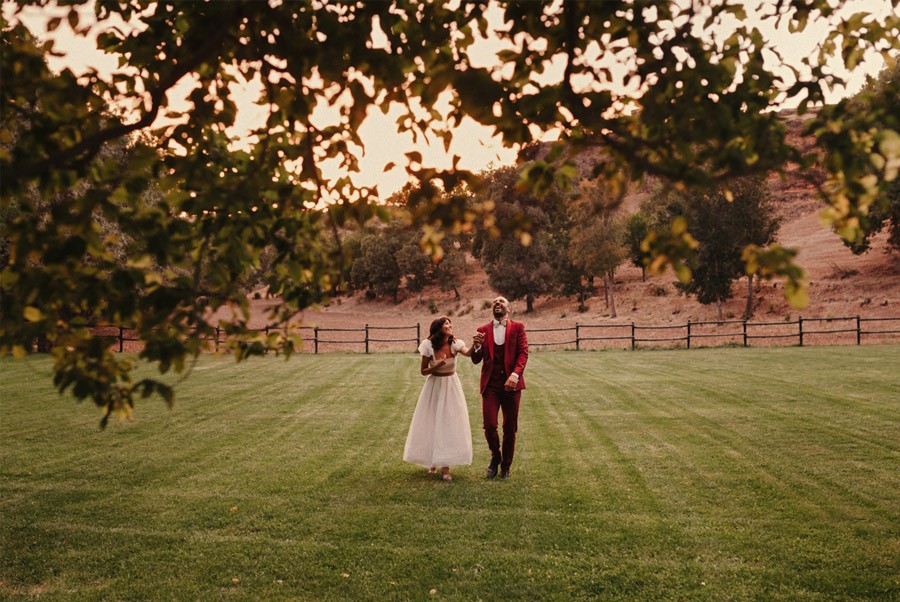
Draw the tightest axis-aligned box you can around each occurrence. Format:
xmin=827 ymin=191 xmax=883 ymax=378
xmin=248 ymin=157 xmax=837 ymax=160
xmin=603 ymin=276 xmax=610 ymax=308
xmin=743 ymin=274 xmax=754 ymax=319
xmin=607 ymin=270 xmax=617 ymax=318
xmin=641 ymin=267 xmax=646 ymax=282
xmin=525 ymin=294 xmax=535 ymax=313
xmin=453 ymin=286 xmax=460 ymax=300
xmin=716 ymin=299 xmax=723 ymax=323
xmin=578 ymin=289 xmax=587 ymax=312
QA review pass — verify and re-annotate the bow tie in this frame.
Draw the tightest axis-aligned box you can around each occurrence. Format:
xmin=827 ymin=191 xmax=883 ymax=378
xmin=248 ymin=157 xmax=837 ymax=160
xmin=493 ymin=319 xmax=508 ymax=327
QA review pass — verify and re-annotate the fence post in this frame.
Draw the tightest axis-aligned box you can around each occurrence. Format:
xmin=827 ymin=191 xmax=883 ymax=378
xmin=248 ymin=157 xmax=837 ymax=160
xmin=686 ymin=320 xmax=691 ymax=350
xmin=416 ymin=323 xmax=421 ymax=351
xmin=742 ymin=320 xmax=748 ymax=347
xmin=631 ymin=322 xmax=636 ymax=351
xmin=856 ymin=315 xmax=861 ymax=345
xmin=215 ymin=325 xmax=220 ymax=352
xmin=118 ymin=326 xmax=124 ymax=352
xmin=265 ymin=325 xmax=270 ymax=354
xmin=365 ymin=323 xmax=369 ymax=354
xmin=314 ymin=327 xmax=319 ymax=354
xmin=575 ymin=322 xmax=580 ymax=351
xmin=798 ymin=316 xmax=804 ymax=347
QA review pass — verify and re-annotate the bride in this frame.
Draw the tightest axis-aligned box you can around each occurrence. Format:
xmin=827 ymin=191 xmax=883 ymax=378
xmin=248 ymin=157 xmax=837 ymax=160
xmin=403 ymin=316 xmax=473 ymax=480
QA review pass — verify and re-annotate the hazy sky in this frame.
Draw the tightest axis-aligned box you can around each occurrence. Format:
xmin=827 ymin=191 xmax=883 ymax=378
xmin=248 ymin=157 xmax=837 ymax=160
xmin=5 ymin=0 xmax=896 ymax=200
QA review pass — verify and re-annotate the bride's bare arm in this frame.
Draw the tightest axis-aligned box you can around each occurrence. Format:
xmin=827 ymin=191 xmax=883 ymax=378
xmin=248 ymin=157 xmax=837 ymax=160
xmin=421 ymin=355 xmax=446 ymax=375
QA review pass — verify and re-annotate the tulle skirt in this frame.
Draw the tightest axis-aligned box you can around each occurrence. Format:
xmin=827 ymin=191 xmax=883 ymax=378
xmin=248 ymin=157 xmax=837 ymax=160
xmin=403 ymin=374 xmax=473 ymax=468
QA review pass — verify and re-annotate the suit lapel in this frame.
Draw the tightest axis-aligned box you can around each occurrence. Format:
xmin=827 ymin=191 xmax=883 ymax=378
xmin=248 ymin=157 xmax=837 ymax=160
xmin=485 ymin=320 xmax=514 ymax=364
xmin=503 ymin=321 xmax=512 ymax=368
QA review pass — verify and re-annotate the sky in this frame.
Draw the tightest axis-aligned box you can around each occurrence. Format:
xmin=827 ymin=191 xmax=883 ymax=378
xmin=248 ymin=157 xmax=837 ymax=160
xmin=4 ymin=0 xmax=897 ymax=201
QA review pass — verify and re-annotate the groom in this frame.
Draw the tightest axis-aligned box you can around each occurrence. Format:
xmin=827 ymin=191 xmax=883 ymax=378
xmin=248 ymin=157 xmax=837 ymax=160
xmin=471 ymin=296 xmax=528 ymax=479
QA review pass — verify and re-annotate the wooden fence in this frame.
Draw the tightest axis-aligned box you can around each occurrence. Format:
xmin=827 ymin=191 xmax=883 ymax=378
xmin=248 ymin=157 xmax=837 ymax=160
xmin=91 ymin=316 xmax=899 ymax=353
xmin=532 ymin=316 xmax=900 ymax=350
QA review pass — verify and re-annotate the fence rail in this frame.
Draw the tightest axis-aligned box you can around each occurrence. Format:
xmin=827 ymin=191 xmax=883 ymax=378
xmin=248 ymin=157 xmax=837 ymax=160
xmin=79 ymin=316 xmax=900 ymax=354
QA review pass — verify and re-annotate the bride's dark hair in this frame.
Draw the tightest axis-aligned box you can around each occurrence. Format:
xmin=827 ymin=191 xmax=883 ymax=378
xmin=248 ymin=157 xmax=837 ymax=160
xmin=428 ymin=316 xmax=454 ymax=350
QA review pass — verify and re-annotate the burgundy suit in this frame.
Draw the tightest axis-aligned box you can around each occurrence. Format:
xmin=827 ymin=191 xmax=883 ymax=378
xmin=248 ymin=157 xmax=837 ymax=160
xmin=471 ymin=320 xmax=528 ymax=472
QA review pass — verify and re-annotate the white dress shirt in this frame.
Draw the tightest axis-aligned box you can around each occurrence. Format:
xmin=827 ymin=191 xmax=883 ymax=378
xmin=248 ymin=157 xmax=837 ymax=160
xmin=492 ymin=319 xmax=507 ymax=346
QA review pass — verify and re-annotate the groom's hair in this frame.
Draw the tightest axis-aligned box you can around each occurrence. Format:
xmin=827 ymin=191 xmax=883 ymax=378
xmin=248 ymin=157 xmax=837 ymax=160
xmin=428 ymin=316 xmax=454 ymax=350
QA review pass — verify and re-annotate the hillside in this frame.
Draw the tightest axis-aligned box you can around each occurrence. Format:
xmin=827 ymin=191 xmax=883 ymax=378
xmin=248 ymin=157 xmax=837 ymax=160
xmin=247 ymin=110 xmax=899 ymax=348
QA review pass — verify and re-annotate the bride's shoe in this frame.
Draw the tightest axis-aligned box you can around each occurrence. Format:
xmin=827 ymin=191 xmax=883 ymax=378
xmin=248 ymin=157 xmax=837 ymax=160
xmin=441 ymin=467 xmax=452 ymax=481
xmin=428 ymin=466 xmax=437 ymax=474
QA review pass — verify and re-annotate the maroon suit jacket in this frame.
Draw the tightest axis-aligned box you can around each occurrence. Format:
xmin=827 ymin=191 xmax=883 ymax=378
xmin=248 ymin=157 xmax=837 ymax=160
xmin=471 ymin=320 xmax=528 ymax=394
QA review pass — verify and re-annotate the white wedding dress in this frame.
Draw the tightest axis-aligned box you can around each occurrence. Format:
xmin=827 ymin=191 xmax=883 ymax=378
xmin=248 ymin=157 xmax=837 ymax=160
xmin=403 ymin=338 xmax=473 ymax=468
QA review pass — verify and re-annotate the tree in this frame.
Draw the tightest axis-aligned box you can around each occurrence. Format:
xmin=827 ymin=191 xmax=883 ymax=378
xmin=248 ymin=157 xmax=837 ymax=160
xmin=625 ymin=212 xmax=651 ymax=282
xmin=731 ymin=179 xmax=782 ymax=318
xmin=431 ymin=237 xmax=469 ymax=300
xmin=2 ymin=2 xmax=897 ymax=419
xmin=337 ymin=229 xmax=364 ymax=294
xmin=351 ymin=230 xmax=403 ymax=302
xmin=396 ymin=184 xmax=473 ymax=301
xmin=670 ymin=176 xmax=780 ymax=320
xmin=570 ymin=214 xmax=627 ymax=318
xmin=473 ymin=167 xmax=557 ymax=313
xmin=672 ymin=195 xmax=741 ymax=322
xmin=830 ymin=59 xmax=900 ymax=254
xmin=481 ymin=238 xmax=554 ymax=314
xmin=549 ymin=223 xmax=593 ymax=312
xmin=567 ymin=181 xmax=628 ymax=317
xmin=395 ymin=233 xmax=433 ymax=301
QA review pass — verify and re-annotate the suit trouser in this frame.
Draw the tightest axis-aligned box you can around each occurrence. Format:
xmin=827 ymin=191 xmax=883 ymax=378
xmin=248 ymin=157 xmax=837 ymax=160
xmin=482 ymin=383 xmax=521 ymax=471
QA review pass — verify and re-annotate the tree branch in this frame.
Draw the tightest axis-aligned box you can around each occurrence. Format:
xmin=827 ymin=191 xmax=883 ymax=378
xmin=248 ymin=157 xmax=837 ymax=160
xmin=6 ymin=7 xmax=242 ymax=190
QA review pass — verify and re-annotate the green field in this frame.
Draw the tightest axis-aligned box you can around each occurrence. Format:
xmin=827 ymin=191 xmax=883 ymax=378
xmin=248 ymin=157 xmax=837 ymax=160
xmin=1 ymin=347 xmax=898 ymax=600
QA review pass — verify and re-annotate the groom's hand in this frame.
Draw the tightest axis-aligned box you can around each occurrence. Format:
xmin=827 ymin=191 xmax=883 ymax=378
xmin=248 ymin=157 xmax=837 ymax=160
xmin=473 ymin=332 xmax=484 ymax=347
xmin=504 ymin=375 xmax=518 ymax=391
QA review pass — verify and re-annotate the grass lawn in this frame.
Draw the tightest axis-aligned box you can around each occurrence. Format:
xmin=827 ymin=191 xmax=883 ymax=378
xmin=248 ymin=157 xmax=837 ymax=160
xmin=1 ymin=346 xmax=899 ymax=600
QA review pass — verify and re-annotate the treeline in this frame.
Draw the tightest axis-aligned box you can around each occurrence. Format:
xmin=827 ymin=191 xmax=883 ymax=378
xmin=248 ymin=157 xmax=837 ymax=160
xmin=341 ymin=61 xmax=900 ymax=318
xmin=335 ymin=165 xmax=786 ymax=321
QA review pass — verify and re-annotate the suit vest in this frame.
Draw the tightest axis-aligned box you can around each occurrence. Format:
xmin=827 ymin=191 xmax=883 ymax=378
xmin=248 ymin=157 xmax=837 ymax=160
xmin=489 ymin=341 xmax=507 ymax=382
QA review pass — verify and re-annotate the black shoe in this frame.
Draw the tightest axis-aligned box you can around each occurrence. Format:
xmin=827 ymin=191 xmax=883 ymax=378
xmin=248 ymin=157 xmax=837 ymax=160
xmin=486 ymin=465 xmax=499 ymax=479
xmin=500 ymin=469 xmax=510 ymax=479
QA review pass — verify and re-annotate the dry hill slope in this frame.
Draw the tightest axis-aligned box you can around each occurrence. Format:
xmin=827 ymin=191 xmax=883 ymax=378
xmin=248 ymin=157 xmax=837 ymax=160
xmin=248 ymin=110 xmax=899 ymax=347
xmin=251 ymin=202 xmax=897 ymax=349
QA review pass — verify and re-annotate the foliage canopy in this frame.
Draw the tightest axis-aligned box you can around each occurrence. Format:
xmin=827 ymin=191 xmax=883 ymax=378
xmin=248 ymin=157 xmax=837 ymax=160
xmin=1 ymin=1 xmax=898 ymax=420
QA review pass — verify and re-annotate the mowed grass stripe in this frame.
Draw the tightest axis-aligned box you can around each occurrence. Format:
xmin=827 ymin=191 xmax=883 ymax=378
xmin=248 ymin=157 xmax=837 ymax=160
xmin=636 ymin=353 xmax=900 ymax=526
xmin=661 ymin=355 xmax=898 ymax=453
xmin=526 ymin=359 xmax=667 ymax=517
xmin=527 ymin=349 xmax=899 ymax=598
xmin=531 ymin=396 xmax=706 ymax=586
xmin=2 ymin=347 xmax=898 ymax=600
xmin=533 ymin=352 xmax=769 ymax=515
xmin=530 ymin=353 xmax=788 ymax=585
xmin=570 ymin=348 xmax=898 ymax=502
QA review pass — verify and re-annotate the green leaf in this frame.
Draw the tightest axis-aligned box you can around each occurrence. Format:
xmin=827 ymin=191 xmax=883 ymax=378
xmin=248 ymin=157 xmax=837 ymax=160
xmin=786 ymin=281 xmax=810 ymax=309
xmin=23 ymin=307 xmax=45 ymax=322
